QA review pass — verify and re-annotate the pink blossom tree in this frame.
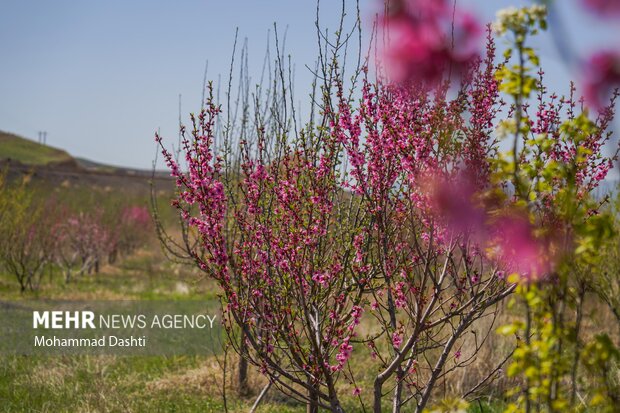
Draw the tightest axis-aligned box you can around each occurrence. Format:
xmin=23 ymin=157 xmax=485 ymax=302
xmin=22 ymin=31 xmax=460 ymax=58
xmin=118 ymin=205 xmax=152 ymax=256
xmin=159 ymin=81 xmax=370 ymax=411
xmin=329 ymin=25 xmax=520 ymax=411
xmin=52 ymin=208 xmax=116 ymax=282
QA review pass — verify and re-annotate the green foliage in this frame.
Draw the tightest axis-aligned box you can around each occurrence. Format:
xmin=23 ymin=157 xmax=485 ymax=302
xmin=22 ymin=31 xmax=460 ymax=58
xmin=492 ymin=5 xmax=620 ymax=413
xmin=581 ymin=334 xmax=620 ymax=410
xmin=494 ymin=5 xmax=547 ymax=100
xmin=500 ymin=284 xmax=572 ymax=412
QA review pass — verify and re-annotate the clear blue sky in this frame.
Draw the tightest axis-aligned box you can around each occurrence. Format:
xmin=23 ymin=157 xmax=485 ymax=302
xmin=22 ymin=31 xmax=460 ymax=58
xmin=0 ymin=0 xmax=617 ymax=169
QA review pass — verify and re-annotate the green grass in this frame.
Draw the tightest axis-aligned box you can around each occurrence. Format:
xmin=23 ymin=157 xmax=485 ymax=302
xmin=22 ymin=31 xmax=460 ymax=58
xmin=0 ymin=354 xmax=229 ymax=413
xmin=0 ymin=130 xmax=73 ymax=166
xmin=0 ymin=250 xmax=237 ymax=412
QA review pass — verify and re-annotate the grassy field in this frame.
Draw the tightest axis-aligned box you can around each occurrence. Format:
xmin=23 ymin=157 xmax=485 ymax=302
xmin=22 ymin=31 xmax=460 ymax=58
xmin=0 ymin=249 xmax=309 ymax=413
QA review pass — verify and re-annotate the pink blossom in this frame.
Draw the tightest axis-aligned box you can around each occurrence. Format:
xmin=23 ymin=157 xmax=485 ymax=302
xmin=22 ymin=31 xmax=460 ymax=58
xmin=394 ymin=282 xmax=408 ymax=308
xmin=353 ymin=233 xmax=365 ymax=263
xmin=426 ymin=169 xmax=557 ymax=281
xmin=312 ymin=271 xmax=330 ymax=287
xmin=381 ymin=0 xmax=482 ymax=86
xmin=582 ymin=0 xmax=620 ymax=16
xmin=392 ymin=332 xmax=403 ymax=348
xmin=583 ymin=50 xmax=620 ymax=109
xmin=350 ymin=305 xmax=363 ymax=326
xmin=425 ymin=172 xmax=487 ymax=240
xmin=121 ymin=205 xmax=151 ymax=227
xmin=333 ymin=338 xmax=354 ymax=371
xmin=492 ymin=214 xmax=551 ymax=280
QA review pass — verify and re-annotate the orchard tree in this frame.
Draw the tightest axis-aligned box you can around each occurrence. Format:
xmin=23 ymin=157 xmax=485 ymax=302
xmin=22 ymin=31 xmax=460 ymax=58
xmin=327 ymin=22 xmax=523 ymax=409
xmin=118 ymin=205 xmax=152 ymax=255
xmin=159 ymin=80 xmax=369 ymax=413
xmin=0 ymin=174 xmax=55 ymax=292
xmin=52 ymin=208 xmax=116 ymax=282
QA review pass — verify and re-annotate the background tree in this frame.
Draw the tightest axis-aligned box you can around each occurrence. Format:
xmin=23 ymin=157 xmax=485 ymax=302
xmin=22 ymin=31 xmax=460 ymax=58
xmin=0 ymin=173 xmax=55 ymax=292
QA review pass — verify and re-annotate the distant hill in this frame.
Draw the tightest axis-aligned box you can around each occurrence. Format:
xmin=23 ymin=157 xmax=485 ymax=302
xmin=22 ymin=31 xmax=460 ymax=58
xmin=0 ymin=130 xmax=172 ymax=193
xmin=0 ymin=130 xmax=169 ymax=176
xmin=0 ymin=130 xmax=75 ymax=166
xmin=74 ymin=157 xmax=119 ymax=174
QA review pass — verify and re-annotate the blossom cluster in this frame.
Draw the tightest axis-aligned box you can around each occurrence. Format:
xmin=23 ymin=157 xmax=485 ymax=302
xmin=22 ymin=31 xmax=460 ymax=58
xmin=382 ymin=0 xmax=482 ymax=86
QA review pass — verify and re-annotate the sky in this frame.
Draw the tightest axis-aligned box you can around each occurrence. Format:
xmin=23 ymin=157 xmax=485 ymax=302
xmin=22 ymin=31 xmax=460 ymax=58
xmin=1 ymin=0 xmax=619 ymax=170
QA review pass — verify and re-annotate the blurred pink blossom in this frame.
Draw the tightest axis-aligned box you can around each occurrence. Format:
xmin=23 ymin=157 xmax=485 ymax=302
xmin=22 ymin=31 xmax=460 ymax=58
xmin=583 ymin=50 xmax=620 ymax=109
xmin=121 ymin=205 xmax=151 ymax=227
xmin=582 ymin=0 xmax=620 ymax=16
xmin=382 ymin=0 xmax=482 ymax=85
xmin=426 ymin=172 xmax=487 ymax=240
xmin=491 ymin=214 xmax=551 ymax=280
xmin=427 ymin=171 xmax=555 ymax=280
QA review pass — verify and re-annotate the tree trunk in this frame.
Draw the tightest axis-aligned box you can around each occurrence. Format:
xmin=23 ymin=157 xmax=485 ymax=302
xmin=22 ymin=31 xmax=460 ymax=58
xmin=374 ymin=378 xmax=384 ymax=413
xmin=393 ymin=367 xmax=403 ymax=413
xmin=329 ymin=397 xmax=345 ymax=413
xmin=307 ymin=380 xmax=319 ymax=413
